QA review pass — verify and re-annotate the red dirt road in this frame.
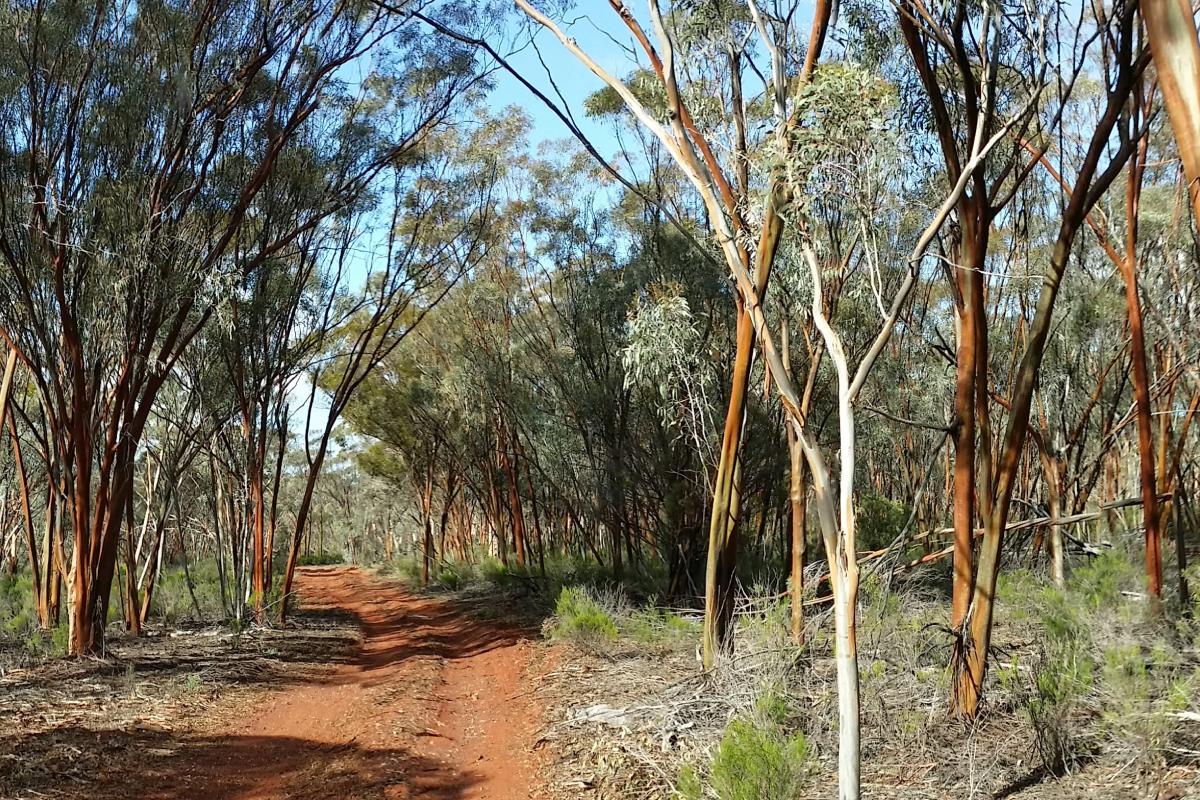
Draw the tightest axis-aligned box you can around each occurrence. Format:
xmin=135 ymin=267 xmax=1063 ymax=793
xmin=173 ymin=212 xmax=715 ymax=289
xmin=141 ymin=567 xmax=547 ymax=800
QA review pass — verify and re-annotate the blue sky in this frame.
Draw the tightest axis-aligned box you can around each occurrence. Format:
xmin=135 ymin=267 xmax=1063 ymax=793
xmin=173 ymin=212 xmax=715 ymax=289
xmin=483 ymin=8 xmax=635 ymax=165
xmin=293 ymin=12 xmax=633 ymax=443
xmin=294 ymin=7 xmax=662 ymax=446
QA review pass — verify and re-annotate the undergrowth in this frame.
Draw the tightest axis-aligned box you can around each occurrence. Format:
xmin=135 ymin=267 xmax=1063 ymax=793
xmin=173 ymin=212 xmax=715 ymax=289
xmin=0 ymin=572 xmax=67 ymax=659
xmin=382 ymin=552 xmax=670 ymax=605
xmin=677 ymin=686 xmax=813 ymax=800
xmin=150 ymin=562 xmax=228 ymax=623
xmin=297 ymin=550 xmax=345 ymax=566
xmin=538 ymin=546 xmax=1200 ymax=799
xmin=551 ymin=587 xmax=618 ymax=649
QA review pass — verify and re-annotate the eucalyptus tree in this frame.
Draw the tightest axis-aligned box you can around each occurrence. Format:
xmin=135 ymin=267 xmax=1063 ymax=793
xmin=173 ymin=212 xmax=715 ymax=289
xmin=899 ymin=0 xmax=1050 ymax=639
xmin=1141 ymin=0 xmax=1200 ymax=223
xmin=218 ymin=224 xmax=325 ymax=621
xmin=506 ymin=132 xmax=728 ymax=585
xmin=279 ymin=122 xmax=499 ymax=619
xmin=346 ymin=333 xmax=459 ymax=583
xmin=179 ymin=322 xmax=251 ymax=618
xmin=1030 ymin=80 xmax=1179 ymax=600
xmin=509 ymin=3 xmax=1033 ymax=796
xmin=1026 ymin=266 xmax=1128 ymax=582
xmin=0 ymin=348 xmax=48 ymax=623
xmin=613 ymin=185 xmax=730 ymax=594
xmin=332 ymin=115 xmax=729 ymax=589
xmin=129 ymin=377 xmax=212 ymax=628
xmin=936 ymin=2 xmax=1146 ymax=718
xmin=514 ymin=142 xmax=644 ymax=577
xmin=509 ymin=0 xmax=837 ymax=669
xmin=419 ymin=126 xmax=628 ymax=575
xmin=0 ymin=0 xmax=477 ymax=654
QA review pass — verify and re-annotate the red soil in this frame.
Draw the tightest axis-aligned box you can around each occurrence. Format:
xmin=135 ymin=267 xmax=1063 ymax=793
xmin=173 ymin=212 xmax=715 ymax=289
xmin=138 ymin=566 xmax=548 ymax=800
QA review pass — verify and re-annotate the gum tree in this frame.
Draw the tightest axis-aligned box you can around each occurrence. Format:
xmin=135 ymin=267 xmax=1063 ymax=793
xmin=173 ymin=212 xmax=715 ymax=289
xmin=0 ymin=0 xmax=470 ymax=653
xmin=511 ymin=2 xmax=1032 ymax=795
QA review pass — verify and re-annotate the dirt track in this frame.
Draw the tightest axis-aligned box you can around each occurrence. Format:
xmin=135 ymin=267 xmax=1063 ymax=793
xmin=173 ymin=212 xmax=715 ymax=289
xmin=119 ymin=566 xmax=547 ymax=800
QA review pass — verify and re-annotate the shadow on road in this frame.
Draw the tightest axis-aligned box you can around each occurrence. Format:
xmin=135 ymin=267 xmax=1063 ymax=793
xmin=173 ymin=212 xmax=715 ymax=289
xmin=0 ymin=725 xmax=483 ymax=800
xmin=0 ymin=566 xmax=541 ymax=800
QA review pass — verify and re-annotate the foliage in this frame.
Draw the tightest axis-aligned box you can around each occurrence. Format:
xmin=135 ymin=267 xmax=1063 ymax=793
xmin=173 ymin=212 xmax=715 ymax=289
xmin=786 ymin=62 xmax=899 ymax=211
xmin=1023 ymin=587 xmax=1094 ymax=774
xmin=298 ymin=552 xmax=346 ymax=567
xmin=150 ymin=565 xmax=226 ymax=625
xmin=0 ymin=573 xmax=64 ymax=658
xmin=623 ymin=284 xmax=719 ymax=464
xmin=856 ymin=495 xmax=911 ymax=552
xmin=1069 ymin=551 xmax=1140 ymax=610
xmin=1098 ymin=642 xmax=1195 ymax=781
xmin=551 ymin=587 xmax=619 ymax=648
xmin=0 ymin=5 xmax=1195 ymax=798
xmin=625 ymin=606 xmax=700 ymax=647
xmin=678 ymin=697 xmax=812 ymax=800
xmin=706 ymin=720 xmax=810 ymax=800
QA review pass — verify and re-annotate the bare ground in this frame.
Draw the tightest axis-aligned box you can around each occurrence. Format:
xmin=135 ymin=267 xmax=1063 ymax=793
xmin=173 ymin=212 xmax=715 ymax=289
xmin=0 ymin=566 xmax=552 ymax=800
xmin=532 ymin=591 xmax=1200 ymax=800
xmin=8 ymin=566 xmax=1192 ymax=800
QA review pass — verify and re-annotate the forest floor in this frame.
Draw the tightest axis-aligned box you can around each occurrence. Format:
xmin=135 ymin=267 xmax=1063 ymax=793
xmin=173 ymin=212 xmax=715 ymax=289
xmin=4 ymin=562 xmax=1197 ymax=799
xmin=532 ymin=575 xmax=1200 ymax=800
xmin=0 ymin=566 xmax=554 ymax=800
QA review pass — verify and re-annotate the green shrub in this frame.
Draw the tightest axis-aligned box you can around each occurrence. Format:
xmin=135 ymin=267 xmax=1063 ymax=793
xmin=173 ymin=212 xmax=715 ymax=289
xmin=0 ymin=572 xmax=70 ymax=659
xmin=676 ymin=764 xmax=704 ymax=800
xmin=150 ymin=564 xmax=225 ymax=623
xmin=1102 ymin=644 xmax=1148 ymax=698
xmin=678 ymin=685 xmax=811 ymax=800
xmin=49 ymin=622 xmax=69 ymax=656
xmin=436 ymin=568 xmax=463 ymax=590
xmin=1185 ymin=564 xmax=1200 ymax=622
xmin=551 ymin=586 xmax=618 ymax=647
xmin=1025 ymin=587 xmax=1094 ymax=774
xmin=298 ymin=551 xmax=344 ymax=567
xmin=1099 ymin=642 xmax=1194 ymax=780
xmin=384 ymin=556 xmax=424 ymax=585
xmin=481 ymin=557 xmax=518 ymax=587
xmin=1070 ymin=551 xmax=1138 ymax=610
xmin=753 ymin=687 xmax=790 ymax=726
xmin=736 ymin=594 xmax=792 ymax=646
xmin=0 ymin=572 xmax=38 ymax=631
xmin=707 ymin=720 xmax=811 ymax=800
xmin=5 ymin=609 xmax=34 ymax=637
xmin=624 ymin=606 xmax=698 ymax=646
xmin=379 ymin=553 xmax=669 ymax=610
xmin=857 ymin=494 xmax=910 ymax=552
xmin=860 ymin=570 xmax=900 ymax=619
xmin=995 ymin=569 xmax=1044 ymax=624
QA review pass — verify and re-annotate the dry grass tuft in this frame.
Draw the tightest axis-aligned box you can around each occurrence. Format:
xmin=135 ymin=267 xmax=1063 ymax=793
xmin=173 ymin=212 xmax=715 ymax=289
xmin=536 ymin=560 xmax=1200 ymax=800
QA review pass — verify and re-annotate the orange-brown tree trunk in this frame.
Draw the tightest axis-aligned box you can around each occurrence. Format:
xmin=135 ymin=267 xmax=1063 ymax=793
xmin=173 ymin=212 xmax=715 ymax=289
xmin=421 ymin=465 xmax=435 ymax=586
xmin=949 ymin=221 xmax=982 ymax=633
xmin=787 ymin=427 xmax=807 ymax=644
xmin=499 ymin=424 xmax=527 ymax=568
xmin=280 ymin=436 xmax=331 ymax=622
xmin=7 ymin=409 xmax=44 ymax=625
xmin=249 ymin=464 xmax=267 ymax=619
xmin=122 ymin=487 xmax=141 ymax=636
xmin=1116 ymin=124 xmax=1163 ymax=598
xmin=702 ymin=306 xmax=754 ymax=667
xmin=1142 ymin=0 xmax=1200 ymax=222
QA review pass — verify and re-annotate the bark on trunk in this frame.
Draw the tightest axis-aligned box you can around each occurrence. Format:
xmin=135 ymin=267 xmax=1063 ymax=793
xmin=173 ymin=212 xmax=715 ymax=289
xmin=1142 ymin=0 xmax=1200 ymax=222
xmin=280 ymin=436 xmax=331 ymax=622
xmin=702 ymin=307 xmax=754 ymax=668
xmin=1116 ymin=133 xmax=1163 ymax=599
xmin=788 ymin=428 xmax=807 ymax=644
